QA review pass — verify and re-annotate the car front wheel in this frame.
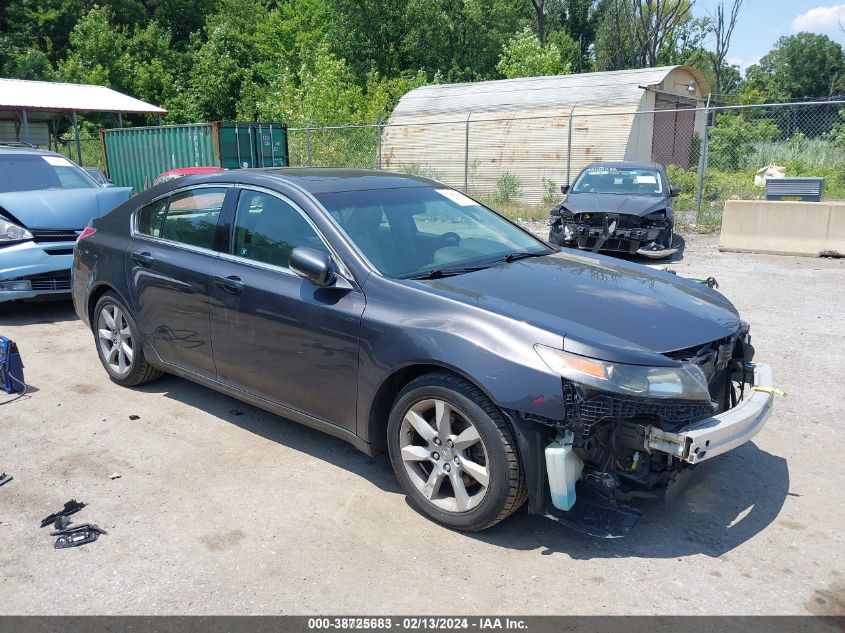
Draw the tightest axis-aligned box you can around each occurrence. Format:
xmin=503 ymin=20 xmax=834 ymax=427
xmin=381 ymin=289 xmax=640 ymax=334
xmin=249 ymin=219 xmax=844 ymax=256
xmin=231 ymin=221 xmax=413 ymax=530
xmin=387 ymin=372 xmax=527 ymax=531
xmin=93 ymin=292 xmax=163 ymax=387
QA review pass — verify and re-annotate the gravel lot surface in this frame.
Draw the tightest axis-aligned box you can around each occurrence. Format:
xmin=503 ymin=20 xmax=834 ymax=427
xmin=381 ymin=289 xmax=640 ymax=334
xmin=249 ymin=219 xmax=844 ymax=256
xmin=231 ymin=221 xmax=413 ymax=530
xmin=1 ymin=232 xmax=843 ymax=615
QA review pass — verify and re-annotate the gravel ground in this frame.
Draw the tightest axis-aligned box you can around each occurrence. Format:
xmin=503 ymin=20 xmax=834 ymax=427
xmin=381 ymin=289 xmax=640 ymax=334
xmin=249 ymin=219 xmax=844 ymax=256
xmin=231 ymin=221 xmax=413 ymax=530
xmin=0 ymin=232 xmax=843 ymax=615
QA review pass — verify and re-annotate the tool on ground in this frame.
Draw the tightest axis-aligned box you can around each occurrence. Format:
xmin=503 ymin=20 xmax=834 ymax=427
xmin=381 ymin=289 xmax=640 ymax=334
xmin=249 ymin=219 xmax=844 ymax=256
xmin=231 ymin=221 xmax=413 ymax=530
xmin=0 ymin=336 xmax=26 ymax=396
xmin=40 ymin=499 xmax=86 ymax=528
xmin=51 ymin=523 xmax=108 ymax=549
xmin=0 ymin=473 xmax=12 ymax=487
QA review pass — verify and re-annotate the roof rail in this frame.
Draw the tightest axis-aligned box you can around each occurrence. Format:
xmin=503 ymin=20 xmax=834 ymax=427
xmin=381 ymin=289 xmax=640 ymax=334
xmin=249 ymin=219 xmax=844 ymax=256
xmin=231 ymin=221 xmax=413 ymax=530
xmin=0 ymin=141 xmax=37 ymax=148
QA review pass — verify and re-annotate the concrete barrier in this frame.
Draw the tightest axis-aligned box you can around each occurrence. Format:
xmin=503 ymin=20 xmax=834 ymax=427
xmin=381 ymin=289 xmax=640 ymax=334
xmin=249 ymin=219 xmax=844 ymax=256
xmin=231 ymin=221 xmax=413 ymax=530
xmin=719 ymin=200 xmax=845 ymax=257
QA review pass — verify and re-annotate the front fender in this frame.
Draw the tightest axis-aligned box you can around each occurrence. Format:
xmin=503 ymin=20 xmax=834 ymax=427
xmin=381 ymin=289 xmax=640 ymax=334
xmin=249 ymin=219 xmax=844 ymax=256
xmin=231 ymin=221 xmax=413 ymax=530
xmin=355 ymin=278 xmax=566 ymax=442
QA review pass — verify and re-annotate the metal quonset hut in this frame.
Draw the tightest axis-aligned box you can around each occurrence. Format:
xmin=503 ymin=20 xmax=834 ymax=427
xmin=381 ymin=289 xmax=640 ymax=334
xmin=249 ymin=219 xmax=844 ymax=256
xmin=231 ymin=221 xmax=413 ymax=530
xmin=0 ymin=78 xmax=166 ymax=162
xmin=380 ymin=66 xmax=709 ymax=204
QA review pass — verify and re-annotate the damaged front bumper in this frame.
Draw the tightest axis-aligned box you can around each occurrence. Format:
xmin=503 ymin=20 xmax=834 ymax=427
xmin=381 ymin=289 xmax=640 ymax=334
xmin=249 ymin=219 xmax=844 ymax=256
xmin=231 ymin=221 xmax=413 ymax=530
xmin=645 ymin=363 xmax=775 ymax=464
xmin=549 ymin=212 xmax=675 ymax=258
xmin=508 ymin=362 xmax=776 ymax=538
xmin=636 ymin=245 xmax=679 ymax=259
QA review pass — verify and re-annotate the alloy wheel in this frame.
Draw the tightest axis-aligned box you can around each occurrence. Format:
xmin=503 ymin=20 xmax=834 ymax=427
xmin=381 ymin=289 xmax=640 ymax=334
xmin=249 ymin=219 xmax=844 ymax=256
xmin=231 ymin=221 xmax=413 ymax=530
xmin=97 ymin=303 xmax=134 ymax=376
xmin=399 ymin=398 xmax=490 ymax=513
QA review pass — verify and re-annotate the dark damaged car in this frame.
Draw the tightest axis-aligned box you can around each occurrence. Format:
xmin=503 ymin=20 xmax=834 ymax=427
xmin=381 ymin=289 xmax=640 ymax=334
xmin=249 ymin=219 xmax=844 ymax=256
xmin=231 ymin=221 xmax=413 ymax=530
xmin=72 ymin=169 xmax=776 ymax=537
xmin=549 ymin=162 xmax=678 ymax=259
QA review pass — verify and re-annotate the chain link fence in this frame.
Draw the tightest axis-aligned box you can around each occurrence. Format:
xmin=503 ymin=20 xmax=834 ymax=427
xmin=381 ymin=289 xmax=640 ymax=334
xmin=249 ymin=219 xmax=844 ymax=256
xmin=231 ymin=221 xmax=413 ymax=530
xmin=288 ymin=100 xmax=845 ymax=226
xmin=54 ymin=134 xmax=106 ymax=171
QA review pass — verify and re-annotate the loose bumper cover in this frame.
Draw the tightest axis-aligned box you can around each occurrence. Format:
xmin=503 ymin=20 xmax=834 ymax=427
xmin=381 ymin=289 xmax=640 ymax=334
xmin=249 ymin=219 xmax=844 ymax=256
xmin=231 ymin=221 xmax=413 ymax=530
xmin=644 ymin=363 xmax=775 ymax=464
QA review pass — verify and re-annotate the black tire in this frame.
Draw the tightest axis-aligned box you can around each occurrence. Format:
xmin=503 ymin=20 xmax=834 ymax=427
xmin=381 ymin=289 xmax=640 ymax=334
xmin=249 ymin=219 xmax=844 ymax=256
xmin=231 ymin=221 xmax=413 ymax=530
xmin=92 ymin=292 xmax=163 ymax=387
xmin=387 ymin=372 xmax=528 ymax=531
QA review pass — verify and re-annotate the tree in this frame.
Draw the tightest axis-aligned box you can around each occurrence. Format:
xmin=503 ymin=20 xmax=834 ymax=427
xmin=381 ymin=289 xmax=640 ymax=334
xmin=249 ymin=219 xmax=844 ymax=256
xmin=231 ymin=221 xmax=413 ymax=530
xmin=747 ymin=33 xmax=845 ymax=102
xmin=186 ymin=0 xmax=268 ymax=120
xmin=560 ymin=0 xmax=600 ymax=71
xmin=595 ymin=0 xmax=696 ymax=70
xmin=531 ymin=0 xmax=548 ymax=44
xmin=623 ymin=0 xmax=694 ymax=67
xmin=496 ymin=25 xmax=571 ymax=78
xmin=709 ymin=0 xmax=743 ymax=98
xmin=594 ymin=0 xmax=638 ymax=70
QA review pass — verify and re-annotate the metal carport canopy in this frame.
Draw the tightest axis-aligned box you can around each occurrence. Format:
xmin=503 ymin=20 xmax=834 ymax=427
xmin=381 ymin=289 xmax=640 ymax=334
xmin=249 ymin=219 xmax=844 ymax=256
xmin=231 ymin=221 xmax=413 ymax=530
xmin=0 ymin=78 xmax=167 ymax=162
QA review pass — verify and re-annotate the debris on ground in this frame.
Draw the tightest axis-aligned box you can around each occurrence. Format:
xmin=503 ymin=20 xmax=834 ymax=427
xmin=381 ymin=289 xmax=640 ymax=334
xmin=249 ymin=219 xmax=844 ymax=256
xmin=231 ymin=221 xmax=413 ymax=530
xmin=0 ymin=472 xmax=12 ymax=487
xmin=40 ymin=499 xmax=86 ymax=528
xmin=128 ymin=415 xmax=140 ymax=421
xmin=54 ymin=515 xmax=71 ymax=529
xmin=109 ymin=473 xmax=121 ymax=480
xmin=51 ymin=523 xmax=108 ymax=549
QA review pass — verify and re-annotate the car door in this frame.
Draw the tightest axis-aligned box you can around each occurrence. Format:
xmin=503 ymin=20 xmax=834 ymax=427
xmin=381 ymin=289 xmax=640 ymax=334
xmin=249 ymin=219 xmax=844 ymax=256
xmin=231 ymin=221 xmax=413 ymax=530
xmin=208 ymin=186 xmax=365 ymax=432
xmin=126 ymin=186 xmax=232 ymax=378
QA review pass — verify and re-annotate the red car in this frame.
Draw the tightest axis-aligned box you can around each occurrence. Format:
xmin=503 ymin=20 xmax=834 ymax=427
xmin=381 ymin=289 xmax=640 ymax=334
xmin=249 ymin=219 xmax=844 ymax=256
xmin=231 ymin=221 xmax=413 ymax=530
xmin=153 ymin=166 xmax=224 ymax=187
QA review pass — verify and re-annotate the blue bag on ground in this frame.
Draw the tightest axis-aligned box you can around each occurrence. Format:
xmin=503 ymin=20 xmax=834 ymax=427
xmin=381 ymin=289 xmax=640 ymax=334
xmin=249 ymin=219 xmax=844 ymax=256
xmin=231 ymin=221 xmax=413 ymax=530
xmin=0 ymin=336 xmax=25 ymax=394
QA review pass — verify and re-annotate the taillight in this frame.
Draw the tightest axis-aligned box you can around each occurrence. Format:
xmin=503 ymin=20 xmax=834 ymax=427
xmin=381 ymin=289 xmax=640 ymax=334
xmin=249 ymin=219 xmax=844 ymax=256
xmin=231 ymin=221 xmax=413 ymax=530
xmin=77 ymin=227 xmax=97 ymax=241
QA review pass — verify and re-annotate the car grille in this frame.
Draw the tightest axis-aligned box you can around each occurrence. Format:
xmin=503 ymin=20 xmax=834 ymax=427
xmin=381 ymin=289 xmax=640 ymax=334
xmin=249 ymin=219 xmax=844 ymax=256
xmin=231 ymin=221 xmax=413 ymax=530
xmin=30 ymin=278 xmax=72 ymax=291
xmin=17 ymin=272 xmax=72 ymax=291
xmin=31 ymin=229 xmax=81 ymax=243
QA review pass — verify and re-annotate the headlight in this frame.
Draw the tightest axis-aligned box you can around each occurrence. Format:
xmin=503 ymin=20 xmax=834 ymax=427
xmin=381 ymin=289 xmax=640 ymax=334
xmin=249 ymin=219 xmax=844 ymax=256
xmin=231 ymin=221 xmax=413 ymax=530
xmin=0 ymin=217 xmax=33 ymax=243
xmin=535 ymin=345 xmax=711 ymax=402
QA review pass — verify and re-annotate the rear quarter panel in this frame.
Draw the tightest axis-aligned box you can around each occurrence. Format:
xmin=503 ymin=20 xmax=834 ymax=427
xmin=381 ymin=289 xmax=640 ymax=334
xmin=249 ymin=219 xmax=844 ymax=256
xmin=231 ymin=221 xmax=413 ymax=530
xmin=72 ymin=198 xmax=138 ymax=327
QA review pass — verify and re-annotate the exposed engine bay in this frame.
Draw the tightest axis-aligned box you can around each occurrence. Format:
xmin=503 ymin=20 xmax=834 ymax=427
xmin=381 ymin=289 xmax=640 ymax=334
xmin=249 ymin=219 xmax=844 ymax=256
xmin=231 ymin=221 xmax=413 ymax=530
xmin=512 ymin=323 xmax=774 ymax=538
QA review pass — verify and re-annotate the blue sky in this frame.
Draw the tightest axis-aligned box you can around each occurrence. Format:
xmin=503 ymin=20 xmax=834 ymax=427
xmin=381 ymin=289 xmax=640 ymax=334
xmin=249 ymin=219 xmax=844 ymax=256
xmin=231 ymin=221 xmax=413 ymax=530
xmin=693 ymin=0 xmax=845 ymax=72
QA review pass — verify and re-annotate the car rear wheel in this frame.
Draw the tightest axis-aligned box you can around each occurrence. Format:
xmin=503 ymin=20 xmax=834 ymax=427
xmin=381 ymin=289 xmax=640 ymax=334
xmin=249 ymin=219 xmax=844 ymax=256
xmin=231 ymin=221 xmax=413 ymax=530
xmin=387 ymin=372 xmax=527 ymax=531
xmin=93 ymin=292 xmax=162 ymax=387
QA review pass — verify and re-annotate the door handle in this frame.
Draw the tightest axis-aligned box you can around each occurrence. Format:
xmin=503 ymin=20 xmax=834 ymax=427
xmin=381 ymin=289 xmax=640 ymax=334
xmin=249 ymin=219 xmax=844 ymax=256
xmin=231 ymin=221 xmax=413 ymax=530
xmin=131 ymin=251 xmax=153 ymax=267
xmin=213 ymin=275 xmax=245 ymax=295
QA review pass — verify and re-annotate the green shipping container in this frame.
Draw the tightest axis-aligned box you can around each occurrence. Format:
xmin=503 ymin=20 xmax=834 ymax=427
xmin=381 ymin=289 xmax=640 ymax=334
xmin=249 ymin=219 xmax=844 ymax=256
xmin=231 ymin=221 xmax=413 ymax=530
xmin=100 ymin=121 xmax=289 ymax=192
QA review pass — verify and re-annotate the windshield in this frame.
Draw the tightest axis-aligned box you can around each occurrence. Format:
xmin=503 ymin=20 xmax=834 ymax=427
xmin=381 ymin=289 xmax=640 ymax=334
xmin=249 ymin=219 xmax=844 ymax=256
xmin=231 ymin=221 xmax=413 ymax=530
xmin=571 ymin=166 xmax=664 ymax=196
xmin=0 ymin=154 xmax=99 ymax=193
xmin=316 ymin=186 xmax=551 ymax=278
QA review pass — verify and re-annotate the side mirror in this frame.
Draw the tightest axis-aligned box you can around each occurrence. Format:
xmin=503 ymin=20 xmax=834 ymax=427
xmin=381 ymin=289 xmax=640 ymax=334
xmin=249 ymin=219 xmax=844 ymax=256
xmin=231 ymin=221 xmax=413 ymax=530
xmin=669 ymin=185 xmax=680 ymax=197
xmin=560 ymin=184 xmax=570 ymax=194
xmin=290 ymin=247 xmax=335 ymax=286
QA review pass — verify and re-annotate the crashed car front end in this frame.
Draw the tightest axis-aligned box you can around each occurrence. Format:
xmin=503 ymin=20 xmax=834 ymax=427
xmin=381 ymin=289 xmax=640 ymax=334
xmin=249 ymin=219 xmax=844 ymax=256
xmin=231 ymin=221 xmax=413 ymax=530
xmin=508 ymin=323 xmax=776 ymax=538
xmin=550 ymin=206 xmax=677 ymax=258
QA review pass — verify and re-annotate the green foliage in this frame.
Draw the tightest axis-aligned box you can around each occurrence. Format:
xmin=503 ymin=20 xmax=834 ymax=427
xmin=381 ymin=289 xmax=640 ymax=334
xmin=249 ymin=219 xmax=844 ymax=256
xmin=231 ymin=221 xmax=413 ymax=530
xmin=497 ymin=26 xmax=572 ymax=79
xmin=708 ymin=114 xmax=779 ymax=170
xmin=493 ymin=172 xmax=522 ymax=203
xmin=542 ymin=177 xmax=560 ymax=204
xmin=747 ymin=32 xmax=845 ymax=102
xmin=825 ymin=109 xmax=845 ymax=149
xmin=667 ymin=131 xmax=845 ymax=233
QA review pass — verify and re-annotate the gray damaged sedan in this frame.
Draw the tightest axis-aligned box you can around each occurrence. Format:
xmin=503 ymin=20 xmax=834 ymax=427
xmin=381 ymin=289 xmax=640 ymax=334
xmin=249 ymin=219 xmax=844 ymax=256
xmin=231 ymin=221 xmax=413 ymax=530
xmin=549 ymin=162 xmax=679 ymax=259
xmin=72 ymin=169 xmax=776 ymax=536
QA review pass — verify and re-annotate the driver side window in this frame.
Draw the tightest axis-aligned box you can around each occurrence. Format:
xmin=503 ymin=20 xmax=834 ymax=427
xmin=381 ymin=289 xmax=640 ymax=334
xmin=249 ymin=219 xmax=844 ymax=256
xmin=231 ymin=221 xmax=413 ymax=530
xmin=232 ymin=190 xmax=328 ymax=269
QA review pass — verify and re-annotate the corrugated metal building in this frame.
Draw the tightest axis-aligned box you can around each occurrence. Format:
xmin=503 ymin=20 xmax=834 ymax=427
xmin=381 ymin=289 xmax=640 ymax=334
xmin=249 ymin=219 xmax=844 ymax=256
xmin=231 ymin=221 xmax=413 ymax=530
xmin=0 ymin=78 xmax=166 ymax=163
xmin=381 ymin=66 xmax=709 ymax=204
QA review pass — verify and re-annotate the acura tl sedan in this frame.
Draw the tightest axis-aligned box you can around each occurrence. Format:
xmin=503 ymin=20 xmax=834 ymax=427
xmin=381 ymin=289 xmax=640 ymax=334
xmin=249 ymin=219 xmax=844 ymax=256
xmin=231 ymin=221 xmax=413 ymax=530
xmin=72 ymin=169 xmax=775 ymax=537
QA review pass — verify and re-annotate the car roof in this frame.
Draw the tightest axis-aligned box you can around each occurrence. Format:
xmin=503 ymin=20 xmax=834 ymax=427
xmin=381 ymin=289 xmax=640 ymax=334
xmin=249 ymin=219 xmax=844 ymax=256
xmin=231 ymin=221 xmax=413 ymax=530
xmin=231 ymin=168 xmax=437 ymax=194
xmin=0 ymin=144 xmax=66 ymax=158
xmin=582 ymin=161 xmax=663 ymax=171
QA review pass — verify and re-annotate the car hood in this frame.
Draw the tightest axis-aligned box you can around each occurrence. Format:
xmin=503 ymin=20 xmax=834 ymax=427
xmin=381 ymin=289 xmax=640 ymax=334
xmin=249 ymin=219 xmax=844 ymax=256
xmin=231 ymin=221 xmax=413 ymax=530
xmin=0 ymin=187 xmax=132 ymax=230
xmin=413 ymin=251 xmax=741 ymax=363
xmin=562 ymin=193 xmax=667 ymax=217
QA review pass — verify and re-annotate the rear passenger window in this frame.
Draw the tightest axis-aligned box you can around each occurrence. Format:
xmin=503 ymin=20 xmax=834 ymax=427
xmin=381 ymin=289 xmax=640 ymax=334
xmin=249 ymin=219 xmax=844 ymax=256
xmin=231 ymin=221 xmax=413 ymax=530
xmin=160 ymin=188 xmax=226 ymax=249
xmin=137 ymin=198 xmax=167 ymax=237
xmin=232 ymin=191 xmax=328 ymax=268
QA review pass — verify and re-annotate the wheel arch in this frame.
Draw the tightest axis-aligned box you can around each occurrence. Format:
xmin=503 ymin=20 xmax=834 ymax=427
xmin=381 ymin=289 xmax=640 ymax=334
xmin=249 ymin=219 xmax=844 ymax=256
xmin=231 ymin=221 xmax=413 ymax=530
xmin=87 ymin=282 xmax=132 ymax=332
xmin=365 ymin=361 xmax=505 ymax=456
